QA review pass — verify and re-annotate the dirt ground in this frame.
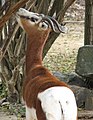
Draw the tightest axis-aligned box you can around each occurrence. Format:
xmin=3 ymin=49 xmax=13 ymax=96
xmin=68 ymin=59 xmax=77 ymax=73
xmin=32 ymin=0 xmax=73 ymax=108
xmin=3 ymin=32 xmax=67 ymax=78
xmin=0 ymin=111 xmax=17 ymax=120
xmin=48 ymin=22 xmax=84 ymax=54
xmin=0 ymin=110 xmax=93 ymax=120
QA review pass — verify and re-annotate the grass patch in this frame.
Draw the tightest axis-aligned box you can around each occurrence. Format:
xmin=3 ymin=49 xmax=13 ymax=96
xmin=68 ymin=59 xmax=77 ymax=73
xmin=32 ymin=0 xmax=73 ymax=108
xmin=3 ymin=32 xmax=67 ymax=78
xmin=43 ymin=50 xmax=77 ymax=73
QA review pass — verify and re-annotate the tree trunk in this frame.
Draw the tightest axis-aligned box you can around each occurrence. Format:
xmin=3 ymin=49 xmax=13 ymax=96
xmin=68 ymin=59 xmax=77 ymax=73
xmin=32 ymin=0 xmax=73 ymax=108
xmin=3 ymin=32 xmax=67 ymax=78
xmin=84 ymin=0 xmax=93 ymax=45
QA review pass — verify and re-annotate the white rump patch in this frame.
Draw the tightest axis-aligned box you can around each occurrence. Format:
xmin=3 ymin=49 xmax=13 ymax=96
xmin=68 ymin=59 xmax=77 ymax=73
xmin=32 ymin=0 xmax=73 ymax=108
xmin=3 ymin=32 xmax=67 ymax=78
xmin=38 ymin=87 xmax=77 ymax=120
xmin=26 ymin=106 xmax=37 ymax=120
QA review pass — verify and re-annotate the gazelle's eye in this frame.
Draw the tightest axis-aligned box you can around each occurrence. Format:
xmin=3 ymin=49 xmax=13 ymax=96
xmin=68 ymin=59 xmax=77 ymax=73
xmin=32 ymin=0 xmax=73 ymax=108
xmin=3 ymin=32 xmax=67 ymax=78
xmin=42 ymin=24 xmax=45 ymax=28
xmin=39 ymin=22 xmax=48 ymax=30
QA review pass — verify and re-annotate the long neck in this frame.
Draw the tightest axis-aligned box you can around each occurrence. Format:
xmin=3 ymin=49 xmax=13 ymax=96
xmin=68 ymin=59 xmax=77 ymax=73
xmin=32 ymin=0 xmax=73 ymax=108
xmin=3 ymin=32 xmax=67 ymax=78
xmin=26 ymin=33 xmax=48 ymax=75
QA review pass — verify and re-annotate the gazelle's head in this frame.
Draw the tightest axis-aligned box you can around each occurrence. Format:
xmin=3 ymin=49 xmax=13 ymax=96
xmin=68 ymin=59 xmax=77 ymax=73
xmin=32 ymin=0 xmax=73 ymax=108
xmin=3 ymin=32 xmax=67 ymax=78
xmin=16 ymin=8 xmax=67 ymax=36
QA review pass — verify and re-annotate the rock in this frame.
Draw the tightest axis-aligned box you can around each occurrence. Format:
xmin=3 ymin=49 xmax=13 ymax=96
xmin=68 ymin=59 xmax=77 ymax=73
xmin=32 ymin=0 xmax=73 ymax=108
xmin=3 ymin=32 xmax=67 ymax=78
xmin=84 ymin=77 xmax=93 ymax=89
xmin=78 ymin=110 xmax=93 ymax=119
xmin=53 ymin=72 xmax=87 ymax=88
xmin=53 ymin=71 xmax=69 ymax=83
xmin=85 ymin=97 xmax=93 ymax=110
xmin=70 ymin=85 xmax=93 ymax=110
xmin=68 ymin=72 xmax=87 ymax=87
xmin=75 ymin=45 xmax=93 ymax=77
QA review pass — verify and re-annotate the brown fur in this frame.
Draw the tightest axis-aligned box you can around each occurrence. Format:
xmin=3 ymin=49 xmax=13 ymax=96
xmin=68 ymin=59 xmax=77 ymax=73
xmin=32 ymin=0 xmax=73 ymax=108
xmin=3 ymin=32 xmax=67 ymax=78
xmin=23 ymin=66 xmax=68 ymax=107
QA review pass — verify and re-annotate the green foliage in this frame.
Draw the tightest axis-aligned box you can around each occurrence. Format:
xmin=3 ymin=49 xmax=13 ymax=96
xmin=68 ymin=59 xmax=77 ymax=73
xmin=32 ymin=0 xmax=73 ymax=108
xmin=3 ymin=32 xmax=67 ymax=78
xmin=9 ymin=104 xmax=25 ymax=118
xmin=0 ymin=81 xmax=7 ymax=99
xmin=0 ymin=103 xmax=25 ymax=119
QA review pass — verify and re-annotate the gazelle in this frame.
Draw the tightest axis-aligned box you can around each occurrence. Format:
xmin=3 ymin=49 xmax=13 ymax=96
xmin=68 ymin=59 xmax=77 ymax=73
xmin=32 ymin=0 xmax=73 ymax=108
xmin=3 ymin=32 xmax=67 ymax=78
xmin=16 ymin=8 xmax=77 ymax=120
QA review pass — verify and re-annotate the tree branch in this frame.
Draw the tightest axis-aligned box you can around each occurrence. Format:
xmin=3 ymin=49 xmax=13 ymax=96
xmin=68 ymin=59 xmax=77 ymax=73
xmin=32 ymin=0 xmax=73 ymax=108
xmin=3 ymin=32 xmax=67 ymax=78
xmin=0 ymin=24 xmax=19 ymax=62
xmin=0 ymin=0 xmax=30 ymax=29
xmin=0 ymin=0 xmax=11 ymax=16
xmin=58 ymin=0 xmax=76 ymax=22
